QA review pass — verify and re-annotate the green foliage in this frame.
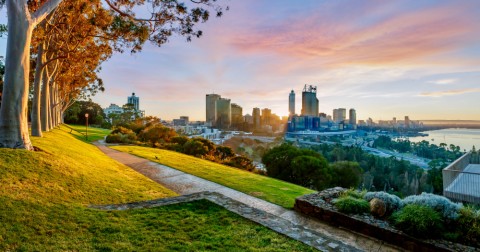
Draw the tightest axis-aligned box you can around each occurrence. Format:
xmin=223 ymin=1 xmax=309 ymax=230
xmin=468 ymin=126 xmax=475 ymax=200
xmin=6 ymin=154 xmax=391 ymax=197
xmin=391 ymin=204 xmax=444 ymax=238
xmin=112 ymin=145 xmax=315 ymax=208
xmin=64 ymin=100 xmax=106 ymax=125
xmin=66 ymin=124 xmax=111 ymax=143
xmin=402 ymin=192 xmax=462 ymax=220
xmin=331 ymin=161 xmax=362 ymax=188
xmin=224 ymin=156 xmax=256 ymax=172
xmin=341 ymin=188 xmax=367 ymax=199
xmin=334 ymin=196 xmax=370 ymax=214
xmin=263 ymin=143 xmax=332 ymax=190
xmin=455 ymin=206 xmax=480 ymax=247
xmin=310 ymin=143 xmax=435 ymax=196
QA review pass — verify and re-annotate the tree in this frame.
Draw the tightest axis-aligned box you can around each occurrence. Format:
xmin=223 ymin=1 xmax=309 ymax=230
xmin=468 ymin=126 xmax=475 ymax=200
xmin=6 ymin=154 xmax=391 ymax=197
xmin=291 ymin=155 xmax=331 ymax=189
xmin=0 ymin=0 xmax=226 ymax=149
xmin=330 ymin=161 xmax=362 ymax=188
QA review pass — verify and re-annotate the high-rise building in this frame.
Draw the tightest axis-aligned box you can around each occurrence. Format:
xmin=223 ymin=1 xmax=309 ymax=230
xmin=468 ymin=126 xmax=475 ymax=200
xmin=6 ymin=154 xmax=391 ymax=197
xmin=261 ymin=108 xmax=272 ymax=126
xmin=349 ymin=108 xmax=356 ymax=125
xmin=206 ymin=94 xmax=221 ymax=126
xmin=301 ymin=85 xmax=319 ymax=116
xmin=216 ymin=98 xmax=231 ymax=129
xmin=333 ymin=108 xmax=346 ymax=123
xmin=252 ymin=107 xmax=261 ymax=130
xmin=127 ymin=92 xmax=140 ymax=111
xmin=180 ymin=116 xmax=189 ymax=124
xmin=405 ymin=116 xmax=410 ymax=128
xmin=289 ymin=90 xmax=295 ymax=116
xmin=231 ymin=103 xmax=243 ymax=126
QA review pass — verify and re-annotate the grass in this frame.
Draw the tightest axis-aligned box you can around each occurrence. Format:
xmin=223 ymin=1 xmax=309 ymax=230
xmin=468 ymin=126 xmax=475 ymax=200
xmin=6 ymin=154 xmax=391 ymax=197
xmin=111 ymin=145 xmax=315 ymax=208
xmin=65 ymin=124 xmax=111 ymax=143
xmin=0 ymin=126 xmax=315 ymax=251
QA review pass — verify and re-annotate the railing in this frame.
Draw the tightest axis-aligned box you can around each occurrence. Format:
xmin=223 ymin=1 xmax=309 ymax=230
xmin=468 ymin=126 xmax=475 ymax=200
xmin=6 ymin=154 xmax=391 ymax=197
xmin=443 ymin=152 xmax=480 ymax=204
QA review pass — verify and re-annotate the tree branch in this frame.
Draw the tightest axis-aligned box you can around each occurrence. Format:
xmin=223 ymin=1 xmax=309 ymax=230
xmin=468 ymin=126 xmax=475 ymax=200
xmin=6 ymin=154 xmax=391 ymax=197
xmin=31 ymin=0 xmax=63 ymax=25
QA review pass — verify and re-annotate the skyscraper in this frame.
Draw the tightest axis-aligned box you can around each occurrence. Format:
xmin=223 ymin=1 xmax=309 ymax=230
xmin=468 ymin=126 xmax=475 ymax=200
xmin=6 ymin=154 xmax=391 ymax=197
xmin=333 ymin=108 xmax=346 ymax=123
xmin=206 ymin=94 xmax=221 ymax=126
xmin=301 ymin=85 xmax=319 ymax=116
xmin=252 ymin=107 xmax=261 ymax=130
xmin=216 ymin=98 xmax=231 ymax=129
xmin=261 ymin=108 xmax=272 ymax=126
xmin=349 ymin=108 xmax=356 ymax=125
xmin=231 ymin=103 xmax=243 ymax=126
xmin=127 ymin=92 xmax=140 ymax=111
xmin=405 ymin=116 xmax=410 ymax=128
xmin=289 ymin=90 xmax=295 ymax=116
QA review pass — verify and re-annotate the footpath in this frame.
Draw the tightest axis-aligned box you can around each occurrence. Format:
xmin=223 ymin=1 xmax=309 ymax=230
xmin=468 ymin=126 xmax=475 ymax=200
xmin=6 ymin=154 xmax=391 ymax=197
xmin=94 ymin=142 xmax=400 ymax=252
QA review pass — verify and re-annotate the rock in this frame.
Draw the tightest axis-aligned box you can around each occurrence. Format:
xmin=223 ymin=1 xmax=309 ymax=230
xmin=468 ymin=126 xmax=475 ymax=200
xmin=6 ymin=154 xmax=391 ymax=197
xmin=369 ymin=198 xmax=387 ymax=217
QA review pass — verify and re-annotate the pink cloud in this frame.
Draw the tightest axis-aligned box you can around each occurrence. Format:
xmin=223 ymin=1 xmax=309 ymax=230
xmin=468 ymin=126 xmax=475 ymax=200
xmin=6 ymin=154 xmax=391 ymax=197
xmin=419 ymin=88 xmax=480 ymax=97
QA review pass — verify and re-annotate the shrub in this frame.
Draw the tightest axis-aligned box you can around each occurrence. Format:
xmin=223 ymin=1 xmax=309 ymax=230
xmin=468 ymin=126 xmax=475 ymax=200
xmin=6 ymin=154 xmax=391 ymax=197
xmin=341 ymin=188 xmax=366 ymax=199
xmin=455 ymin=206 xmax=480 ymax=246
xmin=105 ymin=133 xmax=122 ymax=143
xmin=402 ymin=192 xmax=462 ymax=220
xmin=334 ymin=196 xmax=370 ymax=214
xmin=391 ymin=204 xmax=444 ymax=238
xmin=364 ymin=191 xmax=403 ymax=214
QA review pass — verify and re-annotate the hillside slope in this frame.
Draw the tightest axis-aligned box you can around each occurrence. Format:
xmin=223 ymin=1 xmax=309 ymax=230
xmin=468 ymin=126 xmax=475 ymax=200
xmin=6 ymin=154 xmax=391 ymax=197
xmin=0 ymin=127 xmax=314 ymax=251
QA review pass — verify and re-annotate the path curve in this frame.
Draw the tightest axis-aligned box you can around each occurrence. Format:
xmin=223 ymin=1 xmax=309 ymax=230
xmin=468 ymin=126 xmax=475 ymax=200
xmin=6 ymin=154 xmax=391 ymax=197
xmin=95 ymin=142 xmax=400 ymax=252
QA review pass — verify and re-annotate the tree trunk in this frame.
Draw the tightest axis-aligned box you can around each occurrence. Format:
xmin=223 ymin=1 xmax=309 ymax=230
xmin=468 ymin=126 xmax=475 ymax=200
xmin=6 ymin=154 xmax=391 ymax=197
xmin=49 ymin=81 xmax=55 ymax=128
xmin=41 ymin=68 xmax=50 ymax=132
xmin=0 ymin=2 xmax=34 ymax=149
xmin=31 ymin=43 xmax=45 ymax=137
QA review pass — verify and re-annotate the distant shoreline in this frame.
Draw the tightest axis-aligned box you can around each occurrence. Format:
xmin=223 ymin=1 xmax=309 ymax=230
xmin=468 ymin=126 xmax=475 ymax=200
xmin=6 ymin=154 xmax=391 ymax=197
xmin=419 ymin=120 xmax=480 ymax=129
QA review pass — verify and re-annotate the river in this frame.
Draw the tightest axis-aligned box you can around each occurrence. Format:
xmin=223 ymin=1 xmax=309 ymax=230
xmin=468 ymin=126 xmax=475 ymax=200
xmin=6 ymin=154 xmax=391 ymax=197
xmin=407 ymin=128 xmax=480 ymax=152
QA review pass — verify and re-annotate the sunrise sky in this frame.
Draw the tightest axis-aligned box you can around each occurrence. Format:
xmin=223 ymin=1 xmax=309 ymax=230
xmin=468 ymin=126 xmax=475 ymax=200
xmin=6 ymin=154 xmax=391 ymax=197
xmin=2 ymin=0 xmax=480 ymax=121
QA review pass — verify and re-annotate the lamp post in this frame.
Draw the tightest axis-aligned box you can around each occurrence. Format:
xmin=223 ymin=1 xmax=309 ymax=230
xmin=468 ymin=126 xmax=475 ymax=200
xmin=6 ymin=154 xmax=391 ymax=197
xmin=85 ymin=113 xmax=89 ymax=140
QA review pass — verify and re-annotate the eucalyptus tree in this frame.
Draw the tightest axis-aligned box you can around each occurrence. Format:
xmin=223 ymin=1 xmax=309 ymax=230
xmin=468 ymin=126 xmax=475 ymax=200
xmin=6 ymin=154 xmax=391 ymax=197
xmin=0 ymin=0 xmax=225 ymax=149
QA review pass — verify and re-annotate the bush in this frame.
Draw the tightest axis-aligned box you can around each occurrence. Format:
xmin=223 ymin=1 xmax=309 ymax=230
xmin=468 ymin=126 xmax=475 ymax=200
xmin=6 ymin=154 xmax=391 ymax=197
xmin=334 ymin=196 xmax=370 ymax=214
xmin=391 ymin=204 xmax=444 ymax=238
xmin=341 ymin=188 xmax=366 ymax=199
xmin=402 ymin=192 xmax=462 ymax=220
xmin=364 ymin=191 xmax=403 ymax=214
xmin=105 ymin=133 xmax=122 ymax=143
xmin=455 ymin=206 xmax=480 ymax=246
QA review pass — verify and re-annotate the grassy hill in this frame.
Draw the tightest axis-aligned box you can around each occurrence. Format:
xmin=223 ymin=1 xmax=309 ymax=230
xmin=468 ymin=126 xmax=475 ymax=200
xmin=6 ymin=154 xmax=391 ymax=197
xmin=0 ymin=126 xmax=314 ymax=251
xmin=111 ymin=146 xmax=315 ymax=208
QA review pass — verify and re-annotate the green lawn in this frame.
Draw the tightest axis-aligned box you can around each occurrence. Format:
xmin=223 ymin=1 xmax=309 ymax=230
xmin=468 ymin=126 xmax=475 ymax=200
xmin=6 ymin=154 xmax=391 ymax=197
xmin=66 ymin=124 xmax=111 ymax=143
xmin=111 ymin=146 xmax=315 ymax=208
xmin=0 ymin=126 xmax=314 ymax=251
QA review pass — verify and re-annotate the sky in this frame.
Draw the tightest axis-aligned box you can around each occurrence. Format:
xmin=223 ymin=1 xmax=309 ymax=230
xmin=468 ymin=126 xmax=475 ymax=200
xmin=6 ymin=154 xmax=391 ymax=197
xmin=1 ymin=0 xmax=480 ymax=121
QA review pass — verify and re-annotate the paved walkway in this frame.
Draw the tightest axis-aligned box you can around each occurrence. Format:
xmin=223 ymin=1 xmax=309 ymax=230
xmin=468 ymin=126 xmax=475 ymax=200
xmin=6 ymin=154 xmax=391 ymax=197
xmin=95 ymin=142 xmax=400 ymax=252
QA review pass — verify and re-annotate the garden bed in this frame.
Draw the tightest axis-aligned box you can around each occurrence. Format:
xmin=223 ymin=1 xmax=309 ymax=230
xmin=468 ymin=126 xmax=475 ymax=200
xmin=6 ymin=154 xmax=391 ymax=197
xmin=294 ymin=188 xmax=477 ymax=252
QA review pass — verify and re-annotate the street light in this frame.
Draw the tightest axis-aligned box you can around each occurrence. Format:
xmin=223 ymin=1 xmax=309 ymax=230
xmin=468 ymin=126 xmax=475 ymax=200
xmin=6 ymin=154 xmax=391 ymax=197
xmin=85 ymin=113 xmax=89 ymax=140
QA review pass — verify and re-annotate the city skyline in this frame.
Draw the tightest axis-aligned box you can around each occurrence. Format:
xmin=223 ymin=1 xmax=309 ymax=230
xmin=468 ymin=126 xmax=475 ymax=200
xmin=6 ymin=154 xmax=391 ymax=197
xmin=1 ymin=0 xmax=480 ymax=121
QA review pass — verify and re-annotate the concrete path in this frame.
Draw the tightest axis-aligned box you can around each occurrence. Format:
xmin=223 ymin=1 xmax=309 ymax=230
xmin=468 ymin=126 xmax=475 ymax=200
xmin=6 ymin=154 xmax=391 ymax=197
xmin=95 ymin=142 xmax=400 ymax=252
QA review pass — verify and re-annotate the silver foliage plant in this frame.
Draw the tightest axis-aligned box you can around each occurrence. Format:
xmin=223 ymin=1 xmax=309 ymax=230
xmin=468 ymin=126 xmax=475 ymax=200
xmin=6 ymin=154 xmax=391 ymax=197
xmin=402 ymin=192 xmax=463 ymax=220
xmin=364 ymin=191 xmax=403 ymax=213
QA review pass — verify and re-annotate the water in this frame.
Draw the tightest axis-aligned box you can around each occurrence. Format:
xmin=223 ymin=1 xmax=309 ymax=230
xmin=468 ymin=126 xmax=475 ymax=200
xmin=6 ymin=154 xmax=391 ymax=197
xmin=408 ymin=128 xmax=480 ymax=152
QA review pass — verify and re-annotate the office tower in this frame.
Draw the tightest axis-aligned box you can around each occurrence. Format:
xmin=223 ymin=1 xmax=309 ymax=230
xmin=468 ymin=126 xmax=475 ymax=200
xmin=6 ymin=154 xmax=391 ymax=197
xmin=393 ymin=117 xmax=397 ymax=124
xmin=289 ymin=90 xmax=295 ymax=116
xmin=180 ymin=116 xmax=189 ymax=124
xmin=349 ymin=108 xmax=356 ymax=125
xmin=206 ymin=94 xmax=221 ymax=126
xmin=261 ymin=108 xmax=272 ymax=126
xmin=405 ymin=116 xmax=410 ymax=128
xmin=301 ymin=85 xmax=319 ymax=116
xmin=333 ymin=108 xmax=346 ymax=123
xmin=127 ymin=92 xmax=140 ymax=111
xmin=244 ymin=114 xmax=253 ymax=125
xmin=231 ymin=103 xmax=243 ymax=125
xmin=252 ymin=107 xmax=261 ymax=130
xmin=216 ymin=98 xmax=231 ymax=129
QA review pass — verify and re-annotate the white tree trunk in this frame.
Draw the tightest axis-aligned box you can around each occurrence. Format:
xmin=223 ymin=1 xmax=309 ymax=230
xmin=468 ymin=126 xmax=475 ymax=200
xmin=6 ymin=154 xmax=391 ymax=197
xmin=31 ymin=43 xmax=44 ymax=137
xmin=41 ymin=68 xmax=50 ymax=132
xmin=0 ymin=1 xmax=34 ymax=149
